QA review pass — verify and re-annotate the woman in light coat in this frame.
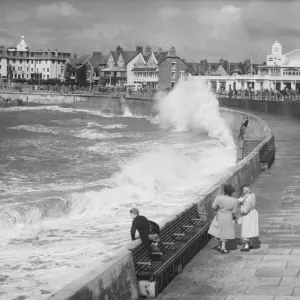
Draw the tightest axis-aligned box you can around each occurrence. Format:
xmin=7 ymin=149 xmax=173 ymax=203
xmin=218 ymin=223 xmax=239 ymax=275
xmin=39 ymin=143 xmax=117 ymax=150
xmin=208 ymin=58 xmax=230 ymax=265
xmin=208 ymin=184 xmax=238 ymax=254
xmin=238 ymin=185 xmax=259 ymax=251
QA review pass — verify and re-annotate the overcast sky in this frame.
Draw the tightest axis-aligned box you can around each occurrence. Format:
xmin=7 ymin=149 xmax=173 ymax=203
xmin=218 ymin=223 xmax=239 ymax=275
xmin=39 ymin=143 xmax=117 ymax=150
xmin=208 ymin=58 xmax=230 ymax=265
xmin=0 ymin=0 xmax=299 ymax=63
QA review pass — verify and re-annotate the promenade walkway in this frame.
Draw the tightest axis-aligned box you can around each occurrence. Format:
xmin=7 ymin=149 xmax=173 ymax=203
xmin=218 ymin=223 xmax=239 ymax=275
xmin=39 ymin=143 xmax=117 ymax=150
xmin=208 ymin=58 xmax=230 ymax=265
xmin=157 ymin=111 xmax=300 ymax=300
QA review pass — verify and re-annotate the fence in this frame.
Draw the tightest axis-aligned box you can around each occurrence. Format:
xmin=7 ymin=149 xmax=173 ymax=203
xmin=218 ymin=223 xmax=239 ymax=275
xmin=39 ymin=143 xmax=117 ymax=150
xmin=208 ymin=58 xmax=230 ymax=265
xmin=217 ymin=93 xmax=300 ymax=102
xmin=217 ymin=96 xmax=300 ymax=119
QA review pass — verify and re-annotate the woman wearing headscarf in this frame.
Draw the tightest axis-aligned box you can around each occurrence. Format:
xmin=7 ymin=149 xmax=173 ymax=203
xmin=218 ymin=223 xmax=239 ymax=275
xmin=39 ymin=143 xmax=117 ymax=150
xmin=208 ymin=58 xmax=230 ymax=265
xmin=208 ymin=184 xmax=238 ymax=253
xmin=237 ymin=185 xmax=259 ymax=251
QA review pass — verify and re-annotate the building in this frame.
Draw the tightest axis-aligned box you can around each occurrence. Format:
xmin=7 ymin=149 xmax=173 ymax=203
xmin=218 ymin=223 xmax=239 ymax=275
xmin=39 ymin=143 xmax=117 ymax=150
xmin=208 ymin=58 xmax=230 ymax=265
xmin=157 ymin=47 xmax=187 ymax=90
xmin=128 ymin=46 xmax=162 ymax=89
xmin=202 ymin=41 xmax=300 ymax=92
xmin=0 ymin=36 xmax=71 ymax=82
xmin=101 ymin=46 xmax=136 ymax=86
xmin=128 ymin=46 xmax=188 ymax=90
xmin=0 ymin=46 xmax=7 ymax=79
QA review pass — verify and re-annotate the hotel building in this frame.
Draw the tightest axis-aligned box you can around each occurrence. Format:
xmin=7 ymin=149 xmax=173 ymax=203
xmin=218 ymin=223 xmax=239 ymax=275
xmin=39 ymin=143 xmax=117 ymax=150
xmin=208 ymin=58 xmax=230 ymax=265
xmin=0 ymin=36 xmax=71 ymax=81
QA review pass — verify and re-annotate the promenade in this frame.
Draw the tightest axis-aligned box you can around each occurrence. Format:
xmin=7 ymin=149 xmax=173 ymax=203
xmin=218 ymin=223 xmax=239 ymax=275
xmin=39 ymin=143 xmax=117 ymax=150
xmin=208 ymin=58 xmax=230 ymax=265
xmin=157 ymin=110 xmax=300 ymax=300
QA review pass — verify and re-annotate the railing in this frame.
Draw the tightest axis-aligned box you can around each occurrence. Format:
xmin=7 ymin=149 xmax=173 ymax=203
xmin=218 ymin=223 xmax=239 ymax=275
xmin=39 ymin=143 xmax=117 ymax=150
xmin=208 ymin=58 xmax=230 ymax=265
xmin=216 ymin=93 xmax=300 ymax=102
xmin=217 ymin=95 xmax=300 ymax=119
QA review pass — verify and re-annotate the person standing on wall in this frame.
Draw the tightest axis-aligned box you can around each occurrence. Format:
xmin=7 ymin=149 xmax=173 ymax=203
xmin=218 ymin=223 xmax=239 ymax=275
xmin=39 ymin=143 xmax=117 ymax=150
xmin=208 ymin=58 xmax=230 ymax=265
xmin=208 ymin=184 xmax=238 ymax=253
xmin=237 ymin=185 xmax=259 ymax=251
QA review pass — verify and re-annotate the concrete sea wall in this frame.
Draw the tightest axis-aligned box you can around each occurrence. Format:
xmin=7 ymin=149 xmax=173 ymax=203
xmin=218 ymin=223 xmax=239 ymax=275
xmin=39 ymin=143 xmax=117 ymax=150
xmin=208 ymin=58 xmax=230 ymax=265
xmin=46 ymin=100 xmax=273 ymax=299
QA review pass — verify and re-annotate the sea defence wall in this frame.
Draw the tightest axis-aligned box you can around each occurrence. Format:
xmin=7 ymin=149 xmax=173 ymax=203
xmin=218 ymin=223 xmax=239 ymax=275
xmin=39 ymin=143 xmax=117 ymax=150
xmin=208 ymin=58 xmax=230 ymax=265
xmin=48 ymin=104 xmax=274 ymax=299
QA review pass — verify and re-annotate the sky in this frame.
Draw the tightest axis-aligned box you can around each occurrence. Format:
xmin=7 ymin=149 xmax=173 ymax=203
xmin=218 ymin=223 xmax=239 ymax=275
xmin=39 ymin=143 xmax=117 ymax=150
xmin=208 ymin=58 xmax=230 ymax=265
xmin=0 ymin=0 xmax=299 ymax=63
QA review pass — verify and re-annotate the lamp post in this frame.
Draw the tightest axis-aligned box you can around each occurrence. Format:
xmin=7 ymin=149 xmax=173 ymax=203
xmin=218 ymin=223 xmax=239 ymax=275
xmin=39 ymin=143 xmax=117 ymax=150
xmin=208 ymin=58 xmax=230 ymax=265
xmin=273 ymin=62 xmax=277 ymax=91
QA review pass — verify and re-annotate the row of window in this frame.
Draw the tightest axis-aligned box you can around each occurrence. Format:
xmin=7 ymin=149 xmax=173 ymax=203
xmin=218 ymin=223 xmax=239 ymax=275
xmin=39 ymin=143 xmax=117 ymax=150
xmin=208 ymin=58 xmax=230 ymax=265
xmin=11 ymin=73 xmax=51 ymax=79
xmin=282 ymin=70 xmax=300 ymax=76
xmin=12 ymin=67 xmax=51 ymax=73
xmin=6 ymin=59 xmax=64 ymax=64
xmin=7 ymin=52 xmax=69 ymax=58
xmin=134 ymin=62 xmax=157 ymax=68
xmin=102 ymin=71 xmax=126 ymax=77
xmin=134 ymin=72 xmax=158 ymax=78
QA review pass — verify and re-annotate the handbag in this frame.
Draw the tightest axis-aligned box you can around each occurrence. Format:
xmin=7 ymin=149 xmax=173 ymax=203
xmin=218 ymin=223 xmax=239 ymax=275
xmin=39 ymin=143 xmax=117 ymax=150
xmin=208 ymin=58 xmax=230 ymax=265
xmin=208 ymin=215 xmax=223 ymax=238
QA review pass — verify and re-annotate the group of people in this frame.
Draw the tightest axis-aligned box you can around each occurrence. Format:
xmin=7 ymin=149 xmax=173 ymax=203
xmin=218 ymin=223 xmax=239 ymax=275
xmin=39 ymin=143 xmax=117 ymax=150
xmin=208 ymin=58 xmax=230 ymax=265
xmin=129 ymin=183 xmax=258 ymax=256
xmin=208 ymin=184 xmax=259 ymax=253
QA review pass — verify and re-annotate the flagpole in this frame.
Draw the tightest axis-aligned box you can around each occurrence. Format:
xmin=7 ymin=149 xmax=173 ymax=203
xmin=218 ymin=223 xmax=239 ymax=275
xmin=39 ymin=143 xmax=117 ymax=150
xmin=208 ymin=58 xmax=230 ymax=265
xmin=251 ymin=52 xmax=252 ymax=75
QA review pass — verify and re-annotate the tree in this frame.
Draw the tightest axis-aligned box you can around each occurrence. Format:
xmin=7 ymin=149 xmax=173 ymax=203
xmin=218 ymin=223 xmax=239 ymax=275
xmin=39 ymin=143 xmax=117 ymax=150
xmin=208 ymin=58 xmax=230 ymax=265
xmin=199 ymin=59 xmax=208 ymax=73
xmin=7 ymin=63 xmax=13 ymax=87
xmin=222 ymin=60 xmax=229 ymax=73
xmin=64 ymin=63 xmax=73 ymax=81
xmin=76 ymin=63 xmax=87 ymax=86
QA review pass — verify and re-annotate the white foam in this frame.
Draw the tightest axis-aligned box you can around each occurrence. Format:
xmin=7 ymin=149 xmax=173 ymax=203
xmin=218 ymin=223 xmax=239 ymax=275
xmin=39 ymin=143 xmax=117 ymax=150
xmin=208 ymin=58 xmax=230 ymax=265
xmin=0 ymin=77 xmax=237 ymax=299
xmin=8 ymin=125 xmax=59 ymax=135
xmin=158 ymin=76 xmax=235 ymax=149
xmin=73 ymin=128 xmax=123 ymax=140
xmin=86 ymin=122 xmax=127 ymax=129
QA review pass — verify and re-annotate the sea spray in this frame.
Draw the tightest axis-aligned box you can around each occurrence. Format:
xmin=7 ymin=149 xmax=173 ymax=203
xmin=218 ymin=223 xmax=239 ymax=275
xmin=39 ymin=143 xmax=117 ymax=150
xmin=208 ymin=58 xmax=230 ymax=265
xmin=157 ymin=76 xmax=236 ymax=149
xmin=0 ymin=83 xmax=237 ymax=300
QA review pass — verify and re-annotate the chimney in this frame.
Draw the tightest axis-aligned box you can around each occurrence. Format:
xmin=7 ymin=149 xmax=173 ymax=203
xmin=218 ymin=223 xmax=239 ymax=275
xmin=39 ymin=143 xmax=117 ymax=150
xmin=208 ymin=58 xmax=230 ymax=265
xmin=73 ymin=53 xmax=78 ymax=59
xmin=116 ymin=46 xmax=123 ymax=55
xmin=168 ymin=46 xmax=176 ymax=56
xmin=144 ymin=46 xmax=152 ymax=55
xmin=157 ymin=47 xmax=162 ymax=54
xmin=136 ymin=46 xmax=143 ymax=53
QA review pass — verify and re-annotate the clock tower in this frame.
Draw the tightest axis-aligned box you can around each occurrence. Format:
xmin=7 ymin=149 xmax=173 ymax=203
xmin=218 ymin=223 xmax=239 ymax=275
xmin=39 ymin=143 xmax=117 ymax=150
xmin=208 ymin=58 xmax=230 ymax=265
xmin=267 ymin=40 xmax=286 ymax=66
xmin=272 ymin=41 xmax=282 ymax=55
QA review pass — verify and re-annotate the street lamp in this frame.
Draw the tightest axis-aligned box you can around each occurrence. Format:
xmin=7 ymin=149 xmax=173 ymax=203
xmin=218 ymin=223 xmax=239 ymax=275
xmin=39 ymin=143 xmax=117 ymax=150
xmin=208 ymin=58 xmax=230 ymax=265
xmin=273 ymin=62 xmax=277 ymax=91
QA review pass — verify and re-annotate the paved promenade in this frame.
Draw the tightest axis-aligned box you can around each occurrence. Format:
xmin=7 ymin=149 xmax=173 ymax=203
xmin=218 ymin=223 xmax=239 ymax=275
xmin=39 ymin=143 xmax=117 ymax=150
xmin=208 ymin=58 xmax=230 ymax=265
xmin=157 ymin=111 xmax=300 ymax=300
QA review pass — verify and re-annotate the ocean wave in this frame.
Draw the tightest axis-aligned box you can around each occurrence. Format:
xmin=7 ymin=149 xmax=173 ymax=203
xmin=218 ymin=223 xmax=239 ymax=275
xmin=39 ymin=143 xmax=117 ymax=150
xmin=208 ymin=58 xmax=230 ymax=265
xmin=86 ymin=122 xmax=128 ymax=129
xmin=7 ymin=125 xmax=59 ymax=135
xmin=73 ymin=129 xmax=123 ymax=140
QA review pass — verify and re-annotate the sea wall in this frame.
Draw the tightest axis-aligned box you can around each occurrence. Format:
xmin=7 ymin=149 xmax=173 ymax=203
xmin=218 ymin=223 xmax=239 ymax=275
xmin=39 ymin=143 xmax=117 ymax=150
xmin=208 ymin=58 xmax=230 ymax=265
xmin=47 ymin=105 xmax=274 ymax=299
xmin=49 ymin=249 xmax=139 ymax=300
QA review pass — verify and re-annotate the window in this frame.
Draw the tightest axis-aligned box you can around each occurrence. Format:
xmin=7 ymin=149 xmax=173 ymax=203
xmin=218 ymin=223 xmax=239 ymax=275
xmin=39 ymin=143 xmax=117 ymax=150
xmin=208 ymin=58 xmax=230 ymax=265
xmin=171 ymin=82 xmax=175 ymax=88
xmin=27 ymin=67 xmax=29 ymax=72
xmin=37 ymin=68 xmax=39 ymax=72
xmin=180 ymin=71 xmax=185 ymax=78
xmin=43 ymin=68 xmax=45 ymax=72
xmin=172 ymin=62 xmax=176 ymax=69
xmin=13 ymin=59 xmax=16 ymax=63
xmin=47 ymin=68 xmax=49 ymax=72
xmin=31 ymin=68 xmax=33 ymax=72
xmin=47 ymin=75 xmax=49 ymax=79
xmin=172 ymin=71 xmax=175 ymax=79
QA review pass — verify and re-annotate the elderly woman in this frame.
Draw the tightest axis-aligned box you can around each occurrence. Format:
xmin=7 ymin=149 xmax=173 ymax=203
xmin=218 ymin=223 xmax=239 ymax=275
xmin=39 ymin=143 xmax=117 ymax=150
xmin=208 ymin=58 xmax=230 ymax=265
xmin=238 ymin=185 xmax=259 ymax=251
xmin=208 ymin=184 xmax=238 ymax=254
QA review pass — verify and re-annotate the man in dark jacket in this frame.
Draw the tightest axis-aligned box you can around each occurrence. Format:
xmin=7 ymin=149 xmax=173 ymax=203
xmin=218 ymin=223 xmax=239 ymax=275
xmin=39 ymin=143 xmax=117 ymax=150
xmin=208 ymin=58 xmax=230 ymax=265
xmin=130 ymin=208 xmax=160 ymax=253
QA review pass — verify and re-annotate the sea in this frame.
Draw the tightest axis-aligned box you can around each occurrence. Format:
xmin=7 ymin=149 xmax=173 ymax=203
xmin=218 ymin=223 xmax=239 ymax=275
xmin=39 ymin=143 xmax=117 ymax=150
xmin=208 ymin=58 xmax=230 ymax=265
xmin=0 ymin=77 xmax=236 ymax=300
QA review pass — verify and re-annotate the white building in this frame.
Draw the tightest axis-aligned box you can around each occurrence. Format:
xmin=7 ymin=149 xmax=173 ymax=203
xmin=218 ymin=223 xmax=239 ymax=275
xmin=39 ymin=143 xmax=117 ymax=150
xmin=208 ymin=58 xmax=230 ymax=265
xmin=2 ymin=36 xmax=71 ymax=81
xmin=0 ymin=46 xmax=7 ymax=79
xmin=202 ymin=41 xmax=300 ymax=92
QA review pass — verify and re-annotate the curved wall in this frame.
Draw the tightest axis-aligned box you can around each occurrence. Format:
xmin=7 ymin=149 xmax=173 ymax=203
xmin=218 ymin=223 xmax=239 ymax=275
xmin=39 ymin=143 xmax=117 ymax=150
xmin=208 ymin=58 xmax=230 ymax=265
xmin=48 ymin=105 xmax=274 ymax=300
